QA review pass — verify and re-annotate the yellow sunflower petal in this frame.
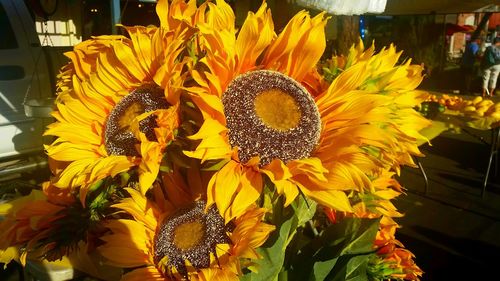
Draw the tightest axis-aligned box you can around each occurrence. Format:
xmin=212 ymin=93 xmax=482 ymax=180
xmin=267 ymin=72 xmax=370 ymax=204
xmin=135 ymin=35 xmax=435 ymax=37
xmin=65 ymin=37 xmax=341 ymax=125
xmin=156 ymin=0 xmax=170 ymax=28
xmin=125 ymin=26 xmax=156 ymax=73
xmin=207 ymin=160 xmax=240 ymax=222
xmin=185 ymin=117 xmax=232 ymax=162
xmin=137 ymin=135 xmax=162 ymax=194
xmin=232 ymin=207 xmax=274 ymax=258
xmin=263 ymin=11 xmax=327 ymax=81
xmin=114 ymin=188 xmax=158 ymax=228
xmin=301 ymin=188 xmax=352 ymax=213
xmin=235 ymin=2 xmax=274 ymax=72
xmin=229 ymin=168 xmax=263 ymax=221
xmin=0 ymin=190 xmax=46 ymax=215
xmin=99 ymin=219 xmax=153 ymax=268
xmin=101 ymin=220 xmax=151 ymax=249
xmin=53 ymin=156 xmax=135 ymax=188
xmin=44 ymin=122 xmax=102 ymax=146
xmin=190 ymin=92 xmax=226 ymax=123
xmin=0 ymin=246 xmax=19 ymax=267
xmin=281 ymin=180 xmax=299 ymax=207
xmin=111 ymin=41 xmax=148 ymax=81
xmin=198 ymin=266 xmax=238 ymax=281
xmin=45 ymin=142 xmax=102 ymax=162
xmin=326 ymin=162 xmax=372 ymax=192
xmin=201 ymin=0 xmax=236 ymax=33
xmin=99 ymin=246 xmax=150 ymax=268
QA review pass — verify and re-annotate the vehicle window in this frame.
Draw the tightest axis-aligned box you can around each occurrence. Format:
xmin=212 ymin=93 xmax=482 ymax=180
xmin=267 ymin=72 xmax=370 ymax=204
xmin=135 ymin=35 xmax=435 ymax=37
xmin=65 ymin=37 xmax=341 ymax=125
xmin=0 ymin=3 xmax=18 ymax=49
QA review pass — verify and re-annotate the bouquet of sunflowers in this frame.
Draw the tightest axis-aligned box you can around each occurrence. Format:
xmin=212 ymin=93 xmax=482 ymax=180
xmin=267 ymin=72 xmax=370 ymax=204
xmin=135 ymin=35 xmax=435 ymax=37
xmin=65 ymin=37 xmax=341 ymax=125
xmin=0 ymin=1 xmax=429 ymax=280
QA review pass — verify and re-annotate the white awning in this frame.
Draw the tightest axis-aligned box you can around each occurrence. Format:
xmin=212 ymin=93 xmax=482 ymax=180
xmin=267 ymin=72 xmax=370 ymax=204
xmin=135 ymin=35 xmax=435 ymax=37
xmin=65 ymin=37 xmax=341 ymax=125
xmin=383 ymin=0 xmax=499 ymax=15
xmin=295 ymin=0 xmax=387 ymax=15
xmin=295 ymin=0 xmax=499 ymax=15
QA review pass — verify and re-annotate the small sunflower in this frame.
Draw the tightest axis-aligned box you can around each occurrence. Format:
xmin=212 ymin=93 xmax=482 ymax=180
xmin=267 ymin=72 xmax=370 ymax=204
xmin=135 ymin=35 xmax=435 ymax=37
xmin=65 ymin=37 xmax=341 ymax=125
xmin=323 ymin=40 xmax=432 ymax=172
xmin=45 ymin=0 xmax=195 ymax=195
xmin=98 ymin=182 xmax=274 ymax=281
xmin=0 ymin=182 xmax=123 ymax=280
xmin=369 ymin=216 xmax=423 ymax=281
xmin=186 ymin=0 xmax=430 ymax=222
xmin=0 ymin=182 xmax=76 ymax=264
xmin=322 ymin=173 xmax=422 ymax=281
xmin=325 ymin=168 xmax=405 ymax=224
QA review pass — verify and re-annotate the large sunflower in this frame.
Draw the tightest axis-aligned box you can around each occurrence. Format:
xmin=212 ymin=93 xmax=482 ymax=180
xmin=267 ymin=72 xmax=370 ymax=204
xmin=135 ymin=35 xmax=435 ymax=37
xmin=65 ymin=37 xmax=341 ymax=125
xmin=98 ymin=176 xmax=274 ymax=281
xmin=186 ymin=0 xmax=430 ymax=222
xmin=44 ymin=0 xmax=197 ymax=195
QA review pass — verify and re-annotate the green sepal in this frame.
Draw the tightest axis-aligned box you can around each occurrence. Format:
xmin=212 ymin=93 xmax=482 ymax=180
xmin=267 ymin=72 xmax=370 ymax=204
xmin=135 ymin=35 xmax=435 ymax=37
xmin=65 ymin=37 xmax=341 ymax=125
xmin=119 ymin=172 xmax=131 ymax=186
xmin=86 ymin=179 xmax=104 ymax=194
xmin=200 ymin=159 xmax=230 ymax=171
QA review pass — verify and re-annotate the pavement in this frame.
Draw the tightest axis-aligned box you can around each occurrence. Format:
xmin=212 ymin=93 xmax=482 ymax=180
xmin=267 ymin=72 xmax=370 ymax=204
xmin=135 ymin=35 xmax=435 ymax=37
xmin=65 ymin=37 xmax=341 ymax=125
xmin=394 ymin=93 xmax=500 ymax=280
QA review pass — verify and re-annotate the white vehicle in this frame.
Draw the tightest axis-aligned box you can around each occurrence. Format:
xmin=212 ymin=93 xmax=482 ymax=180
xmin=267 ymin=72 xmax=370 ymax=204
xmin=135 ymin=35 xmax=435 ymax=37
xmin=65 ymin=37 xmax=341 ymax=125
xmin=0 ymin=0 xmax=70 ymax=179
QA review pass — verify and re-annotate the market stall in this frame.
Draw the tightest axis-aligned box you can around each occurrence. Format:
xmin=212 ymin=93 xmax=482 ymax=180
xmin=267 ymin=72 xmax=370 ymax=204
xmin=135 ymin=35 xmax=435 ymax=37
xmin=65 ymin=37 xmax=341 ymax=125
xmin=419 ymin=94 xmax=500 ymax=197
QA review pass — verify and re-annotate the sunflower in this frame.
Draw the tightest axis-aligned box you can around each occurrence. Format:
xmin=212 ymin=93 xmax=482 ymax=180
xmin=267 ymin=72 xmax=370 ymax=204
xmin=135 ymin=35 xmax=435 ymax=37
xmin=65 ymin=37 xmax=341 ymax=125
xmin=0 ymin=182 xmax=76 ymax=264
xmin=324 ymin=169 xmax=405 ymax=225
xmin=44 ymin=0 xmax=197 ymax=196
xmin=0 ymin=181 xmax=123 ymax=279
xmin=324 ymin=40 xmax=432 ymax=172
xmin=185 ymin=0 xmax=430 ymax=222
xmin=322 ymin=172 xmax=422 ymax=281
xmin=98 ymin=176 xmax=274 ymax=281
xmin=369 ymin=216 xmax=423 ymax=281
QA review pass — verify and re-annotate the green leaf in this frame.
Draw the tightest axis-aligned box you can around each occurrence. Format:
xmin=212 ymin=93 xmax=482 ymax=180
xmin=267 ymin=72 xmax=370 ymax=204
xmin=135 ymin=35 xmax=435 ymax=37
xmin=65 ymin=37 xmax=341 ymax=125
xmin=313 ymin=258 xmax=339 ymax=280
xmin=345 ymin=255 xmax=370 ymax=281
xmin=318 ymin=253 xmax=370 ymax=281
xmin=340 ymin=219 xmax=381 ymax=255
xmin=288 ymin=217 xmax=380 ymax=281
xmin=291 ymin=196 xmax=317 ymax=230
xmin=243 ymin=195 xmax=317 ymax=281
xmin=242 ymin=198 xmax=294 ymax=281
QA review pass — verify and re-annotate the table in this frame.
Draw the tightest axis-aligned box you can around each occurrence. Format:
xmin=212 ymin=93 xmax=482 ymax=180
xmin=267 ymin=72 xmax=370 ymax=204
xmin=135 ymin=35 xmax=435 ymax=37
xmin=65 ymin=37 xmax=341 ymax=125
xmin=418 ymin=111 xmax=500 ymax=198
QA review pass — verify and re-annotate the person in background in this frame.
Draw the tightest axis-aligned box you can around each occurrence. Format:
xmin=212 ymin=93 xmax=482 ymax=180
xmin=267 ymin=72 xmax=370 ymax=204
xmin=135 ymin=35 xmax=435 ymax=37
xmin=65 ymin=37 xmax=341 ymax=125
xmin=461 ymin=37 xmax=482 ymax=95
xmin=481 ymin=37 xmax=500 ymax=97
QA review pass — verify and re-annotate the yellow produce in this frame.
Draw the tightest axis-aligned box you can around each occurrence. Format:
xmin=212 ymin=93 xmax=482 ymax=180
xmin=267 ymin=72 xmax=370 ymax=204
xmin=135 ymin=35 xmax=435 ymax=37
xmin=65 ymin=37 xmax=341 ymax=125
xmin=424 ymin=94 xmax=500 ymax=121
xmin=477 ymin=99 xmax=494 ymax=107
xmin=464 ymin=106 xmax=476 ymax=112
xmin=475 ymin=111 xmax=485 ymax=117
xmin=472 ymin=96 xmax=483 ymax=105
xmin=485 ymin=106 xmax=496 ymax=115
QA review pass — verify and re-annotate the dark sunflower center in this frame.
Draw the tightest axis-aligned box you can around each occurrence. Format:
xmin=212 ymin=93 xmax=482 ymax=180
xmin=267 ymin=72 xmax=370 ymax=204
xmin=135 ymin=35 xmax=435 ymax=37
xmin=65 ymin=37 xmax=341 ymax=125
xmin=104 ymin=85 xmax=169 ymax=156
xmin=222 ymin=70 xmax=321 ymax=165
xmin=154 ymin=200 xmax=231 ymax=279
